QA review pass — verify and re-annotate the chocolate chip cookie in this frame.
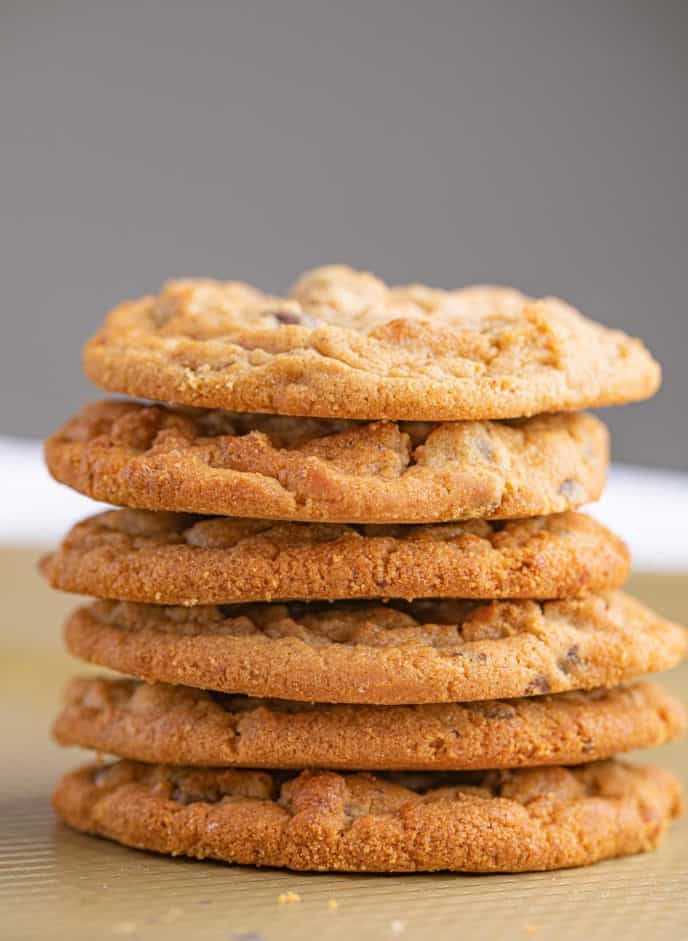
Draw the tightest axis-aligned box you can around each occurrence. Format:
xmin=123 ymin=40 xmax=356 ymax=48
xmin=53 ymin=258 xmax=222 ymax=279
xmin=45 ymin=401 xmax=609 ymax=523
xmin=83 ymin=266 xmax=661 ymax=420
xmin=53 ymin=759 xmax=682 ymax=872
xmin=63 ymin=594 xmax=687 ymax=704
xmin=54 ymin=677 xmax=685 ymax=770
xmin=42 ymin=509 xmax=629 ymax=604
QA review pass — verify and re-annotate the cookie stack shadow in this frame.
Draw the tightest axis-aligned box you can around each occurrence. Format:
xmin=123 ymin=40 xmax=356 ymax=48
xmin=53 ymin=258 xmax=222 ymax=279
xmin=42 ymin=266 xmax=687 ymax=873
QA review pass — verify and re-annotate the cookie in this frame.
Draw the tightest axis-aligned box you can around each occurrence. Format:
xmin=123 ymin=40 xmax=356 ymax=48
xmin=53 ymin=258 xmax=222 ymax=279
xmin=45 ymin=401 xmax=608 ymax=523
xmin=54 ymin=677 xmax=686 ymax=771
xmin=42 ymin=509 xmax=629 ymax=604
xmin=82 ymin=266 xmax=661 ymax=420
xmin=53 ymin=759 xmax=681 ymax=872
xmin=63 ymin=594 xmax=687 ymax=704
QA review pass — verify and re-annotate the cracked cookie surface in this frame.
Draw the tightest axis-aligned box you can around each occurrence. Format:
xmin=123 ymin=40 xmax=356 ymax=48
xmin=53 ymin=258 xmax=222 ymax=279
xmin=63 ymin=593 xmax=687 ymax=704
xmin=54 ymin=677 xmax=686 ymax=770
xmin=83 ymin=266 xmax=661 ymax=420
xmin=41 ymin=509 xmax=629 ymax=604
xmin=53 ymin=759 xmax=682 ymax=872
xmin=45 ymin=401 xmax=608 ymax=523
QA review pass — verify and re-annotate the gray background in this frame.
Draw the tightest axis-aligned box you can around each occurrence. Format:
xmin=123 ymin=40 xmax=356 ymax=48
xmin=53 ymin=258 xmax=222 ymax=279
xmin=1 ymin=0 xmax=686 ymax=467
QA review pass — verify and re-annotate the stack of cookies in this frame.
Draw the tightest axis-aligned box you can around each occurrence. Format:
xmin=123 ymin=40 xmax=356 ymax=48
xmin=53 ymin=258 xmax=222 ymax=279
xmin=43 ymin=266 xmax=687 ymax=873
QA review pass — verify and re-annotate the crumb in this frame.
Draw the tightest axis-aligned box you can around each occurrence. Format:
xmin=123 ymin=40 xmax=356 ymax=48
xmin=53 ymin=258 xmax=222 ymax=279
xmin=327 ymin=899 xmax=339 ymax=911
xmin=278 ymin=891 xmax=302 ymax=905
xmin=112 ymin=923 xmax=137 ymax=937
xmin=523 ymin=926 xmax=539 ymax=936
xmin=390 ymin=920 xmax=406 ymax=935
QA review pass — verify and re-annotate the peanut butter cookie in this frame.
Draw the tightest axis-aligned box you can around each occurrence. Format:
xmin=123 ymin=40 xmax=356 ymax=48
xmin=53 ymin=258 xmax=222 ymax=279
xmin=53 ymin=759 xmax=682 ymax=871
xmin=45 ymin=401 xmax=608 ymax=523
xmin=54 ymin=677 xmax=685 ymax=770
xmin=83 ymin=266 xmax=661 ymax=420
xmin=42 ymin=509 xmax=629 ymax=604
xmin=63 ymin=594 xmax=687 ymax=704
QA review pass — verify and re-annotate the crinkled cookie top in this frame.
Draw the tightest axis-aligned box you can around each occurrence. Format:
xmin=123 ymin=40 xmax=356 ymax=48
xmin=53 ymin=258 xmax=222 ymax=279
xmin=64 ymin=592 xmax=688 ymax=704
xmin=41 ymin=508 xmax=630 ymax=604
xmin=83 ymin=265 xmax=661 ymax=420
xmin=44 ymin=400 xmax=609 ymax=523
xmin=53 ymin=759 xmax=682 ymax=872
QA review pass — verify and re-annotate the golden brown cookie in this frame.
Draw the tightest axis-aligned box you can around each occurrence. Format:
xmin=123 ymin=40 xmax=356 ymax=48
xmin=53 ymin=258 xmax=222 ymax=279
xmin=41 ymin=509 xmax=629 ymax=604
xmin=54 ymin=677 xmax=686 ymax=771
xmin=83 ymin=266 xmax=661 ymax=420
xmin=45 ymin=401 xmax=608 ymax=523
xmin=63 ymin=594 xmax=687 ymax=704
xmin=53 ymin=760 xmax=682 ymax=872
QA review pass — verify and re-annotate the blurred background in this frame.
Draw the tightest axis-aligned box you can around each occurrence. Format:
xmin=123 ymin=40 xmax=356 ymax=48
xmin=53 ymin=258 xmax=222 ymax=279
xmin=2 ymin=0 xmax=687 ymax=463
xmin=1 ymin=1 xmax=687 ymax=555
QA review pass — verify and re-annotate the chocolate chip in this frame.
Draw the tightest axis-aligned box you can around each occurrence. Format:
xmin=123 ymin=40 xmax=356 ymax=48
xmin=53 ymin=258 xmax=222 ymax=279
xmin=272 ymin=310 xmax=302 ymax=325
xmin=480 ymin=703 xmax=516 ymax=720
xmin=170 ymin=782 xmax=222 ymax=804
xmin=559 ymin=644 xmax=582 ymax=674
xmin=524 ymin=675 xmax=551 ymax=695
xmin=170 ymin=785 xmax=192 ymax=804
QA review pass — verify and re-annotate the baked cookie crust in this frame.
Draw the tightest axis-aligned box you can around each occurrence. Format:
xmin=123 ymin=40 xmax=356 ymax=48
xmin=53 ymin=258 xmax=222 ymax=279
xmin=54 ymin=677 xmax=686 ymax=771
xmin=45 ymin=401 xmax=609 ymax=523
xmin=41 ymin=509 xmax=629 ymax=604
xmin=53 ymin=759 xmax=682 ymax=872
xmin=63 ymin=594 xmax=687 ymax=704
xmin=83 ymin=266 xmax=661 ymax=420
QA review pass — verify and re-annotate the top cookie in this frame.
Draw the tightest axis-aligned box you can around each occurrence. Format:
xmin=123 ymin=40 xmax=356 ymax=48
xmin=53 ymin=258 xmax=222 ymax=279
xmin=83 ymin=266 xmax=661 ymax=421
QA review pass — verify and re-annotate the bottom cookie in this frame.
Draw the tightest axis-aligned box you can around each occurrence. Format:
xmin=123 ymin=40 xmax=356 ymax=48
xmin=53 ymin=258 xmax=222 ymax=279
xmin=53 ymin=759 xmax=682 ymax=873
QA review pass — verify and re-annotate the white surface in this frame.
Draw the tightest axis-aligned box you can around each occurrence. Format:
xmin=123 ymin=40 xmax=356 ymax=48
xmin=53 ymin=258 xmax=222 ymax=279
xmin=1 ymin=436 xmax=687 ymax=570
xmin=0 ymin=436 xmax=110 ymax=546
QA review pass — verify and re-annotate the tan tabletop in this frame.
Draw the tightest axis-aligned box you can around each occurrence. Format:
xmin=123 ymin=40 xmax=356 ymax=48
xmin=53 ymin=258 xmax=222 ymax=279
xmin=2 ymin=547 xmax=687 ymax=941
